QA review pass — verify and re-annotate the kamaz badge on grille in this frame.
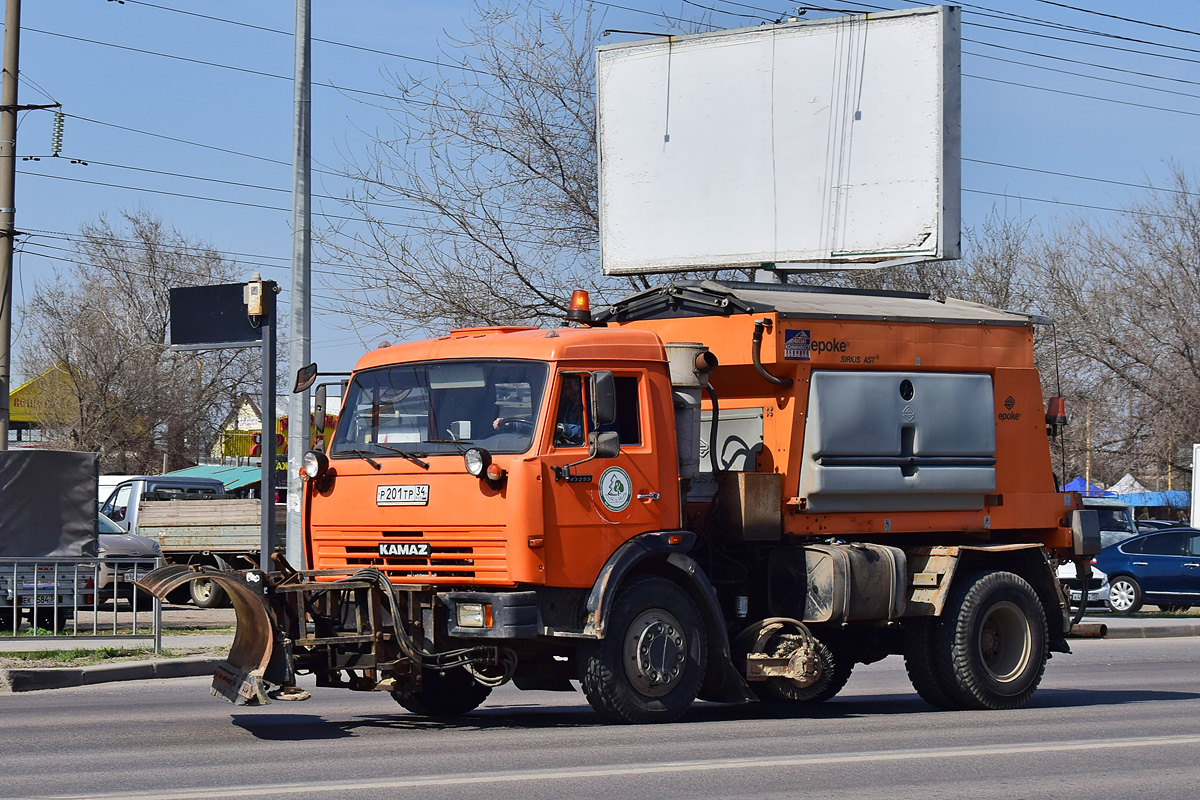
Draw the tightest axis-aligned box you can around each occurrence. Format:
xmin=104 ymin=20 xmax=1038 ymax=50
xmin=379 ymin=542 xmax=431 ymax=557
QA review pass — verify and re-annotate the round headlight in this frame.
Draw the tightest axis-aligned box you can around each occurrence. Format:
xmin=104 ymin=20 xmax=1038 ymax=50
xmin=302 ymin=450 xmax=328 ymax=479
xmin=464 ymin=447 xmax=490 ymax=477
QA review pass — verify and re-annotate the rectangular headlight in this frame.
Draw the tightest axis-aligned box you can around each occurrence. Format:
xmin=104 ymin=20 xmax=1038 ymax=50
xmin=457 ymin=602 xmax=486 ymax=628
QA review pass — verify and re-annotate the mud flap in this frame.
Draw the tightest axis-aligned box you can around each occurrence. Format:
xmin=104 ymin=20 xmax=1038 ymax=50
xmin=136 ymin=564 xmax=277 ymax=705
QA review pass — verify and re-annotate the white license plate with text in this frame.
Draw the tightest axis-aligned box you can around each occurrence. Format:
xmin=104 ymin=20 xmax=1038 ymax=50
xmin=376 ymin=484 xmax=429 ymax=506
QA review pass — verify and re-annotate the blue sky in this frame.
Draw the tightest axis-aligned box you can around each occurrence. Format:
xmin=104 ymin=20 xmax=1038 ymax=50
xmin=6 ymin=1 xmax=1199 ymax=380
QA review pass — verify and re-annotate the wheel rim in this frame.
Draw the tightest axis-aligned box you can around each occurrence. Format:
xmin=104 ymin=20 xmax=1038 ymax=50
xmin=194 ymin=580 xmax=215 ymax=602
xmin=1109 ymin=581 xmax=1135 ymax=611
xmin=623 ymin=608 xmax=687 ymax=697
xmin=977 ymin=600 xmax=1032 ymax=682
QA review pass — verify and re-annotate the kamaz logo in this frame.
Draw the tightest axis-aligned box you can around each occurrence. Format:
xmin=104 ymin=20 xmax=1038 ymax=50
xmin=379 ymin=542 xmax=430 ymax=557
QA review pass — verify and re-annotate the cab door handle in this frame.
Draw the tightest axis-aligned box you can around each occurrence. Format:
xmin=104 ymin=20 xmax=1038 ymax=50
xmin=1132 ymin=561 xmax=1148 ymax=566
xmin=637 ymin=492 xmax=660 ymax=501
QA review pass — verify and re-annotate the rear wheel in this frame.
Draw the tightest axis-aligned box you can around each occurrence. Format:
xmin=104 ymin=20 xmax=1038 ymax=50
xmin=1107 ymin=576 xmax=1143 ymax=613
xmin=391 ymin=667 xmax=492 ymax=717
xmin=189 ymin=577 xmax=227 ymax=608
xmin=581 ymin=576 xmax=706 ymax=724
xmin=903 ymin=617 xmax=957 ymax=710
xmin=936 ymin=570 xmax=1048 ymax=710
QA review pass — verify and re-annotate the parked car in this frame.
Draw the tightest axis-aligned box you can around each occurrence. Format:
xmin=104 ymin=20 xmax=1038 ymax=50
xmin=97 ymin=512 xmax=161 ymax=601
xmin=1093 ymin=527 xmax=1200 ymax=613
xmin=1057 ymin=561 xmax=1110 ymax=609
xmin=1137 ymin=519 xmax=1185 ymax=532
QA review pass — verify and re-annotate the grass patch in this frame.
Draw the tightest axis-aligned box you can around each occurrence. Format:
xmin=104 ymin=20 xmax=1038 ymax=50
xmin=0 ymin=644 xmax=228 ymax=669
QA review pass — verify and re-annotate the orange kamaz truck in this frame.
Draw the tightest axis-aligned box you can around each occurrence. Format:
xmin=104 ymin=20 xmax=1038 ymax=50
xmin=140 ymin=280 xmax=1099 ymax=724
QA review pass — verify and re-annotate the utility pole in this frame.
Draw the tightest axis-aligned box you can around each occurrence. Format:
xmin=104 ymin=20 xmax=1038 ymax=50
xmin=286 ymin=0 xmax=312 ymax=566
xmin=0 ymin=0 xmax=20 ymax=451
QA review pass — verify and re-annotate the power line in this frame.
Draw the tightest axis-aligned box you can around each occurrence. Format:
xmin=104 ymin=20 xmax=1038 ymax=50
xmin=967 ymin=21 xmax=1200 ymax=67
xmin=963 ymin=188 xmax=1187 ymax=221
xmin=964 ymin=49 xmax=1200 ymax=102
xmin=1030 ymin=1 xmax=1200 ymax=39
xmin=964 ymin=73 xmax=1200 ymax=118
xmin=964 ymin=159 xmax=1196 ymax=198
xmin=118 ymin=0 xmax=494 ymax=77
xmin=963 ymin=38 xmax=1200 ymax=91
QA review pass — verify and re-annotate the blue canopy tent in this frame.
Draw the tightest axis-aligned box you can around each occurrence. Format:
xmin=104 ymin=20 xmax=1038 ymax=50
xmin=1060 ymin=477 xmax=1114 ymax=497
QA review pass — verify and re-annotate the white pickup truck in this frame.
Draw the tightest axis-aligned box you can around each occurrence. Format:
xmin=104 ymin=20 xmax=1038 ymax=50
xmin=101 ymin=476 xmax=283 ymax=607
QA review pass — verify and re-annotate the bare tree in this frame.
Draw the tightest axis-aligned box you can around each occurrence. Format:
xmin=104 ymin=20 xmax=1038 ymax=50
xmin=19 ymin=210 xmax=258 ymax=472
xmin=322 ymin=0 xmax=735 ymax=335
xmin=1032 ymin=165 xmax=1200 ymax=489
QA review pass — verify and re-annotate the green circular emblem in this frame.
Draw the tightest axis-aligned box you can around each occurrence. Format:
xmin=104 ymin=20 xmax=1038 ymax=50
xmin=598 ymin=466 xmax=633 ymax=513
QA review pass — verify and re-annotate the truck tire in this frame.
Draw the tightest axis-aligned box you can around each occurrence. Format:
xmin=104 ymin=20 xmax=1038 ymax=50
xmin=391 ymin=668 xmax=492 ymax=717
xmin=936 ymin=570 xmax=1048 ymax=711
xmin=756 ymin=638 xmax=853 ymax=703
xmin=580 ymin=575 xmax=707 ymax=724
xmin=902 ymin=617 xmax=957 ymax=710
xmin=189 ymin=577 xmax=227 ymax=609
xmin=1106 ymin=576 xmax=1143 ymax=613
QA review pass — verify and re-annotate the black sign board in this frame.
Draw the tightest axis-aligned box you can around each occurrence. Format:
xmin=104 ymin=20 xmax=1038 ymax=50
xmin=169 ymin=282 xmax=275 ymax=350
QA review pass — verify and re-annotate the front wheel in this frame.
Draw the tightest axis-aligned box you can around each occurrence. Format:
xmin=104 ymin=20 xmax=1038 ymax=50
xmin=936 ymin=570 xmax=1048 ymax=710
xmin=391 ymin=667 xmax=492 ymax=717
xmin=581 ymin=575 xmax=707 ymax=724
xmin=1107 ymin=576 xmax=1143 ymax=613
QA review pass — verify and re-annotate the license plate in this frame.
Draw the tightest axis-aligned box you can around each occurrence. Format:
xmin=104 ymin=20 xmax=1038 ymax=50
xmin=377 ymin=484 xmax=429 ymax=506
xmin=379 ymin=542 xmax=431 ymax=557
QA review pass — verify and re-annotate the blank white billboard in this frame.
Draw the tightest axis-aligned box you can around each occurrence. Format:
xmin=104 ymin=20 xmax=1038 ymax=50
xmin=597 ymin=5 xmax=960 ymax=275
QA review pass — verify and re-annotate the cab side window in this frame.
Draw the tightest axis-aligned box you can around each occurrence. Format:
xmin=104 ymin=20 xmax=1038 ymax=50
xmin=103 ymin=484 xmax=133 ymax=522
xmin=611 ymin=376 xmax=641 ymax=445
xmin=554 ymin=375 xmax=586 ymax=448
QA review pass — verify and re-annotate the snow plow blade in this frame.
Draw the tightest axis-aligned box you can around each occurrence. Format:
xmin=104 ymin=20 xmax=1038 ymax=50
xmin=135 ymin=564 xmax=276 ymax=705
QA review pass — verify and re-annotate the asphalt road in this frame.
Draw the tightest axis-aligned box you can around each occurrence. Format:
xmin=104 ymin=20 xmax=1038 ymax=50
xmin=4 ymin=637 xmax=1200 ymax=800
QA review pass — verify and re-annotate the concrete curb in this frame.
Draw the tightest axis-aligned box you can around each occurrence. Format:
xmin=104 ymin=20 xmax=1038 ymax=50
xmin=1100 ymin=624 xmax=1200 ymax=640
xmin=0 ymin=656 xmax=222 ymax=694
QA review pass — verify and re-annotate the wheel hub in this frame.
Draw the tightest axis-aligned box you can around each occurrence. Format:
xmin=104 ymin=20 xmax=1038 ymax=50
xmin=1110 ymin=581 xmax=1136 ymax=611
xmin=624 ymin=609 xmax=687 ymax=697
xmin=978 ymin=600 xmax=1032 ymax=682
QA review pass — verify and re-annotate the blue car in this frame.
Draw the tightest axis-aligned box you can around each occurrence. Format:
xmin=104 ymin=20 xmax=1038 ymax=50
xmin=1093 ymin=528 xmax=1200 ymax=613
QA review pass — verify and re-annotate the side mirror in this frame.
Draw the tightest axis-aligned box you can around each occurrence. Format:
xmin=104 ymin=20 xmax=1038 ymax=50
xmin=591 ymin=370 xmax=616 ymax=427
xmin=589 ymin=430 xmax=620 ymax=460
xmin=313 ymin=383 xmax=327 ymax=433
xmin=294 ymin=362 xmax=318 ymax=393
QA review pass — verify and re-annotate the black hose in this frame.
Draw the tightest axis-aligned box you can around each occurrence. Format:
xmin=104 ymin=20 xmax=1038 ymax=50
xmin=752 ymin=319 xmax=793 ymax=388
xmin=705 ymin=383 xmax=721 ymax=474
xmin=1070 ymin=558 xmax=1091 ymax=626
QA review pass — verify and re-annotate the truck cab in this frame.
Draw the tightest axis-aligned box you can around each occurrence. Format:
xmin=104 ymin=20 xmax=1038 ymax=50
xmin=306 ymin=326 xmax=679 ymax=591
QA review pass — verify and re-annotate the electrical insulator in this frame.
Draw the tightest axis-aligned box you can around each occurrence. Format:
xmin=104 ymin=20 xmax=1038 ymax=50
xmin=50 ymin=110 xmax=64 ymax=157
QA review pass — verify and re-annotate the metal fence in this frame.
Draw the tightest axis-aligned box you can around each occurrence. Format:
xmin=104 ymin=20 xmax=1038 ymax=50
xmin=0 ymin=557 xmax=163 ymax=652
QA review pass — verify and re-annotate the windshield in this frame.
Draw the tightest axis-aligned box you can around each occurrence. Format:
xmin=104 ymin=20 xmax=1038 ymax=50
xmin=331 ymin=360 xmax=549 ymax=457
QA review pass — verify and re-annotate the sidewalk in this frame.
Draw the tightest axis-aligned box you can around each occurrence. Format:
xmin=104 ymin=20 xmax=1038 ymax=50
xmin=3 ymin=612 xmax=1198 ymax=695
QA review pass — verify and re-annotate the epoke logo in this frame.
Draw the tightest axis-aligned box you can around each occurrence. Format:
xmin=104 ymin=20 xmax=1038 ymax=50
xmin=999 ymin=396 xmax=1021 ymax=421
xmin=598 ymin=466 xmax=633 ymax=512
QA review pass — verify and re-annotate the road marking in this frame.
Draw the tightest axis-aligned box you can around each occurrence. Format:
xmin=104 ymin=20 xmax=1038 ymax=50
xmin=47 ymin=733 xmax=1200 ymax=799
